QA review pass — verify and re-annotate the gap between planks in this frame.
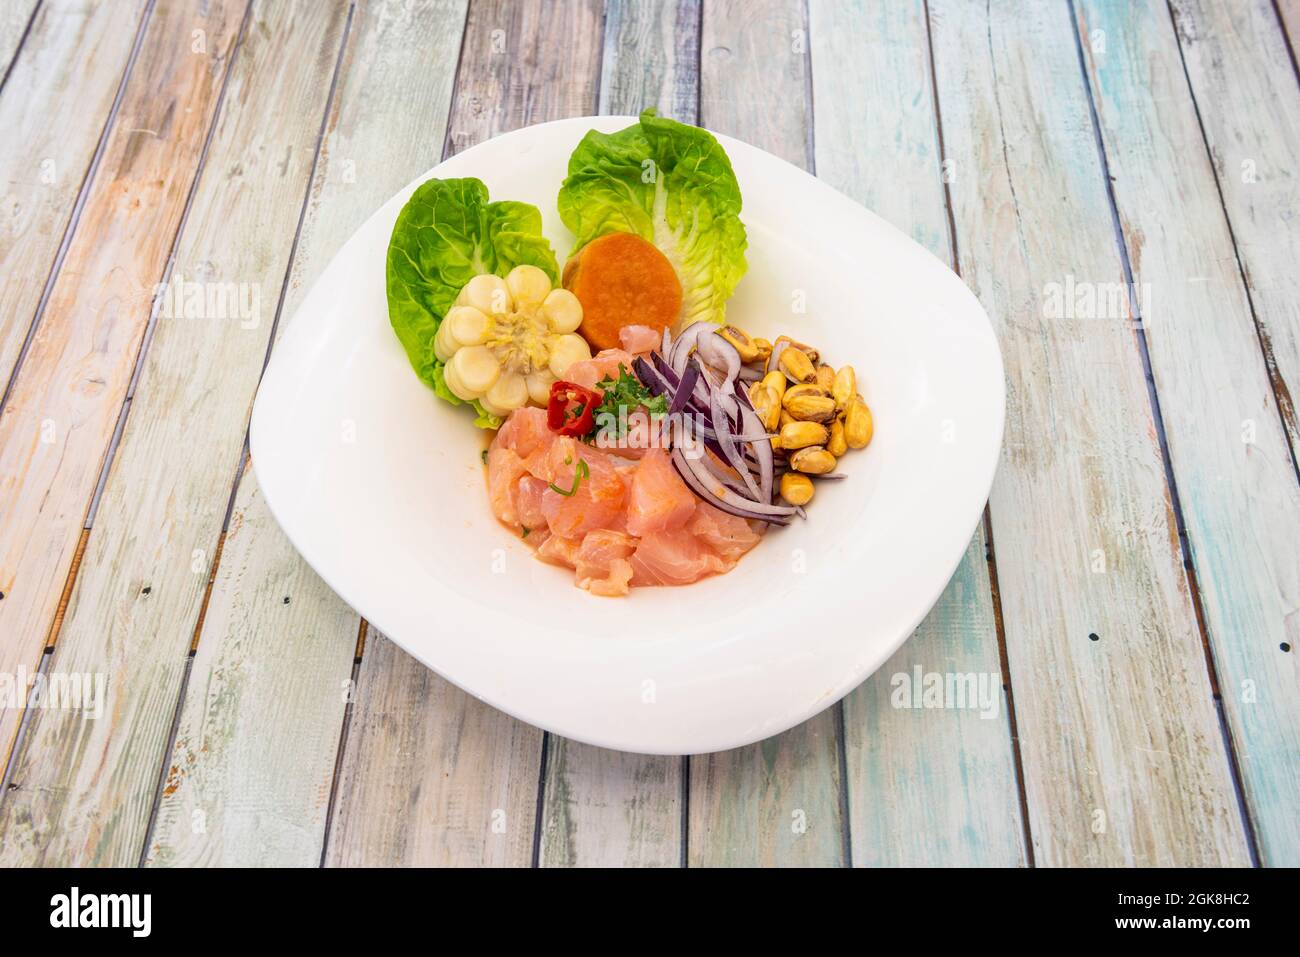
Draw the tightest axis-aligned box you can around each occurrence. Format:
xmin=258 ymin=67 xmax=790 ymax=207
xmin=13 ymin=0 xmax=253 ymax=660
xmin=129 ymin=1 xmax=360 ymax=867
xmin=795 ymin=0 xmax=852 ymax=870
xmin=0 ymin=0 xmax=258 ymax=853
xmin=918 ymin=0 xmax=1036 ymax=866
xmin=1164 ymin=0 xmax=1299 ymax=485
xmin=0 ymin=0 xmax=156 ymax=418
xmin=1066 ymin=0 xmax=1262 ymax=863
xmin=0 ymin=0 xmax=41 ymax=98
xmin=1271 ymin=0 xmax=1300 ymax=84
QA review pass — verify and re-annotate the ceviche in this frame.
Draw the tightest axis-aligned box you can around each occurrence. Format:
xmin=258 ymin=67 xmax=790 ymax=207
xmin=386 ymin=111 xmax=874 ymax=596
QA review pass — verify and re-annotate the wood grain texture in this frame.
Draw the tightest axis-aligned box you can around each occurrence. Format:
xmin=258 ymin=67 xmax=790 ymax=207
xmin=326 ymin=631 xmax=540 ymax=866
xmin=689 ymin=0 xmax=845 ymax=868
xmin=0 ymin=0 xmax=246 ymax=773
xmin=1169 ymin=0 xmax=1300 ymax=461
xmin=325 ymin=0 xmax=605 ymax=868
xmin=599 ymin=0 xmax=699 ymax=122
xmin=533 ymin=0 xmax=694 ymax=869
xmin=927 ymin=0 xmax=1248 ymax=866
xmin=0 ymin=0 xmax=38 ymax=78
xmin=0 ymin=0 xmax=148 ymax=422
xmin=1077 ymin=0 xmax=1300 ymax=868
xmin=810 ymin=0 xmax=1025 ymax=868
xmin=1273 ymin=0 xmax=1300 ymax=85
xmin=539 ymin=738 xmax=682 ymax=867
xmin=146 ymin=0 xmax=471 ymax=867
xmin=441 ymin=0 xmax=604 ymax=157
xmin=0 ymin=0 xmax=350 ymax=868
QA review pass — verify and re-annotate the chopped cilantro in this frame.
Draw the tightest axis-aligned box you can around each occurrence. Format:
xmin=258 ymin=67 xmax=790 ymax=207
xmin=596 ymin=363 xmax=668 ymax=427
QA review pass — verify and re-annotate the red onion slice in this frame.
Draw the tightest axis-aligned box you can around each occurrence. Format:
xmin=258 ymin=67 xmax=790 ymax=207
xmin=671 ymin=447 xmax=797 ymax=525
xmin=709 ymin=388 xmax=762 ymax=500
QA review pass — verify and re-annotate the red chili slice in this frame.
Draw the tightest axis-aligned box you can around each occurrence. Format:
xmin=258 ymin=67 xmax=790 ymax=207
xmin=547 ymin=380 xmax=602 ymax=437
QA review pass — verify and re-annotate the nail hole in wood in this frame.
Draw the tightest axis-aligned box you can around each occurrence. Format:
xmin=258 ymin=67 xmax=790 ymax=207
xmin=1282 ymin=642 xmax=1292 ymax=653
xmin=1088 ymin=632 xmax=1099 ymax=642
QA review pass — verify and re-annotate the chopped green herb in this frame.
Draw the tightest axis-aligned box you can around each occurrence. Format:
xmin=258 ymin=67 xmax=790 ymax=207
xmin=549 ymin=458 xmax=590 ymax=497
xmin=481 ymin=449 xmax=489 ymax=465
xmin=521 ymin=526 xmax=531 ymax=539
xmin=596 ymin=363 xmax=668 ymax=430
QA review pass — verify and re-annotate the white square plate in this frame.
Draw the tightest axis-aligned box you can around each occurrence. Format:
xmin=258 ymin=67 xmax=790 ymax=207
xmin=250 ymin=116 xmax=1004 ymax=754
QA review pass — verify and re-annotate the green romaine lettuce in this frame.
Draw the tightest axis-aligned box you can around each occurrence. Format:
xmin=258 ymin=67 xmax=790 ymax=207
xmin=557 ymin=109 xmax=748 ymax=328
xmin=386 ymin=177 xmax=559 ymax=429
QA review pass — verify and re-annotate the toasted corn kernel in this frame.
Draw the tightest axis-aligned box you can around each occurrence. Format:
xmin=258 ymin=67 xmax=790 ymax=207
xmin=832 ymin=365 xmax=856 ymax=410
xmin=779 ymin=420 xmax=829 ymax=450
xmin=845 ymin=395 xmax=873 ymax=449
xmin=778 ymin=346 xmax=817 ymax=384
xmin=784 ymin=394 xmax=838 ymax=423
xmin=828 ymin=418 xmax=848 ymax=457
xmin=753 ymin=338 xmax=773 ymax=363
xmin=783 ymin=383 xmax=828 ymax=404
xmin=719 ymin=325 xmax=761 ymax=363
xmin=779 ymin=409 xmax=796 ymax=430
xmin=749 ymin=381 xmax=782 ymax=431
xmin=789 ymin=446 xmax=837 ymax=474
xmin=779 ymin=472 xmax=815 ymax=506
xmin=816 ymin=364 xmax=835 ymax=391
xmin=760 ymin=370 xmax=787 ymax=403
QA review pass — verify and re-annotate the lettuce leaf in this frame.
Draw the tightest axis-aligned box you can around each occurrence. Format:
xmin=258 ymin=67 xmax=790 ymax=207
xmin=557 ymin=109 xmax=747 ymax=327
xmin=386 ymin=177 xmax=559 ymax=429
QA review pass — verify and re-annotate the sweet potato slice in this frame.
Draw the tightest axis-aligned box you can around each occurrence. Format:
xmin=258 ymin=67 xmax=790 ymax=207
xmin=563 ymin=232 xmax=682 ymax=352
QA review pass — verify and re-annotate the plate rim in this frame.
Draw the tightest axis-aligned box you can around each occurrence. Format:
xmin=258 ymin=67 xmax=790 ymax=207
xmin=250 ymin=115 xmax=1005 ymax=755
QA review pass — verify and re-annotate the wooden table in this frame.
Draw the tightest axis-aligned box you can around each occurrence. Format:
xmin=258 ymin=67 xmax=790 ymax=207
xmin=0 ymin=0 xmax=1294 ymax=868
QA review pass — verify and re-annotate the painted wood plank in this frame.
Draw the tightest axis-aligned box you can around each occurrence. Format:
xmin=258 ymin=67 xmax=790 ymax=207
xmin=599 ymin=0 xmax=699 ymax=122
xmin=1169 ymin=0 xmax=1300 ymax=461
xmin=539 ymin=737 xmax=682 ymax=868
xmin=810 ymin=0 xmax=1026 ymax=868
xmin=0 ymin=0 xmax=246 ymax=773
xmin=145 ymin=0 xmax=471 ymax=867
xmin=0 ymin=0 xmax=350 ymax=869
xmin=325 ymin=0 xmax=605 ymax=868
xmin=688 ymin=0 xmax=845 ymax=868
xmin=926 ymin=0 xmax=1248 ymax=866
xmin=535 ymin=0 xmax=694 ymax=869
xmin=0 ymin=0 xmax=149 ymax=418
xmin=0 ymin=0 xmax=38 ymax=79
xmin=1275 ymin=0 xmax=1300 ymax=69
xmin=1078 ymin=0 xmax=1300 ymax=868
xmin=326 ymin=630 xmax=540 ymax=867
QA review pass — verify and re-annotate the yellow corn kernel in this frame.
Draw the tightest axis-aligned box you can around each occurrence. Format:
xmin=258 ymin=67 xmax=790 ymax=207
xmin=779 ymin=472 xmax=815 ymax=506
xmin=784 ymin=393 xmax=837 ymax=423
xmin=760 ymin=370 xmax=787 ymax=403
xmin=789 ymin=446 xmax=837 ymax=474
xmin=832 ymin=365 xmax=856 ymax=410
xmin=778 ymin=346 xmax=817 ymax=384
xmin=719 ymin=325 xmax=761 ymax=363
xmin=845 ymin=395 xmax=873 ymax=449
xmin=779 ymin=420 xmax=829 ymax=450
xmin=748 ymin=381 xmax=781 ymax=432
xmin=815 ymin=364 xmax=835 ymax=391
xmin=827 ymin=418 xmax=848 ymax=457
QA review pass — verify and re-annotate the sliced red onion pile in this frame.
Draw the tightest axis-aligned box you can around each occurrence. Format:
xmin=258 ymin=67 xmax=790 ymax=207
xmin=633 ymin=327 xmax=802 ymax=526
